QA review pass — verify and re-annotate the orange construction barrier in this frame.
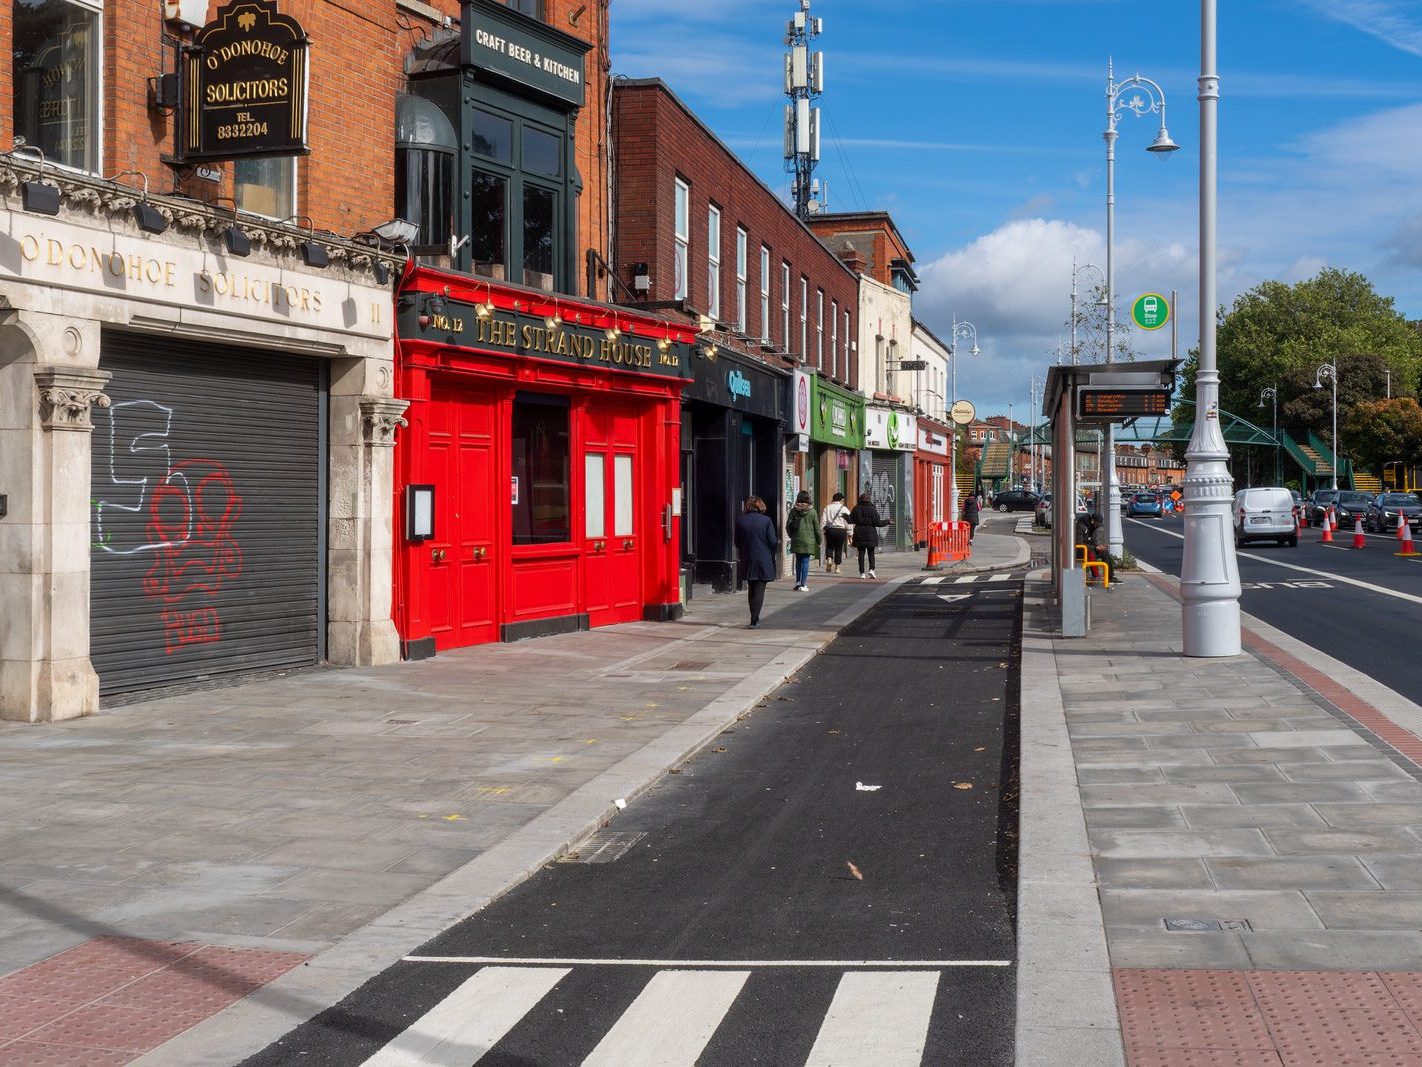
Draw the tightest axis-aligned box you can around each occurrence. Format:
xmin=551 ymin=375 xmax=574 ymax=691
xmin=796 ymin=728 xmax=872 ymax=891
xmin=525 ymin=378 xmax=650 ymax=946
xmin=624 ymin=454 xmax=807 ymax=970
xmin=945 ymin=521 xmax=972 ymax=562
xmin=924 ymin=521 xmax=971 ymax=568
xmin=1352 ymin=516 xmax=1366 ymax=550
xmin=1400 ymin=520 xmax=1419 ymax=558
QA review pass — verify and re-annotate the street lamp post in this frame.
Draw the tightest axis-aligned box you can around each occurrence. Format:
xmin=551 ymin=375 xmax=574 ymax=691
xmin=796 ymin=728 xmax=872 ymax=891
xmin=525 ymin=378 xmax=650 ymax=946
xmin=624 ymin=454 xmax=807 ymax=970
xmin=1070 ymin=260 xmax=1106 ymax=366
xmin=1181 ymin=0 xmax=1241 ymax=657
xmin=1105 ymin=61 xmax=1180 ymax=558
xmin=948 ymin=318 xmax=980 ymax=520
xmin=1258 ymin=385 xmax=1279 ymax=485
xmin=1315 ymin=363 xmax=1338 ymax=491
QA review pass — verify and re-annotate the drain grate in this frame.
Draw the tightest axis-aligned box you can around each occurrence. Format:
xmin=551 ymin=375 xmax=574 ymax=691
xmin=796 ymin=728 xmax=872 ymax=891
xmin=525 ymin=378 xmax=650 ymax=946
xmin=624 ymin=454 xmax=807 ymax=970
xmin=386 ymin=719 xmax=418 ymax=725
xmin=1163 ymin=917 xmax=1252 ymax=932
xmin=668 ymin=660 xmax=713 ymax=672
xmin=560 ymin=830 xmax=647 ymax=864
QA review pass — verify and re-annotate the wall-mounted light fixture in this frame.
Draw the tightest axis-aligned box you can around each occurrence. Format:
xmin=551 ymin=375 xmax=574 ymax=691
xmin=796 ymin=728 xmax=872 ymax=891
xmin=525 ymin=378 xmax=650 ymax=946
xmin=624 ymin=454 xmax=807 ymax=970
xmin=475 ymin=279 xmax=496 ymax=320
xmin=604 ymin=315 xmax=622 ymax=341
xmin=107 ymin=171 xmax=168 ymax=234
xmin=11 ymin=145 xmax=60 ymax=216
xmin=283 ymin=215 xmax=329 ymax=267
xmin=208 ymin=195 xmax=250 ymax=256
xmin=701 ymin=342 xmax=718 ymax=361
xmin=544 ymin=298 xmax=563 ymax=331
xmin=416 ymin=287 xmax=450 ymax=330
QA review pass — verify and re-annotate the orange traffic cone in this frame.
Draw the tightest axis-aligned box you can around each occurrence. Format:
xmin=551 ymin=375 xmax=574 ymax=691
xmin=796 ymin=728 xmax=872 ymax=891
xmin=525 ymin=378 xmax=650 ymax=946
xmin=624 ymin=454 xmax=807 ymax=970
xmin=1399 ymin=518 xmax=1419 ymax=558
xmin=1299 ymin=507 xmax=1309 ymax=529
xmin=1319 ymin=509 xmax=1334 ymax=543
xmin=1353 ymin=516 xmax=1366 ymax=549
xmin=1399 ymin=513 xmax=1407 ymax=541
xmin=1331 ymin=507 xmax=1339 ymax=532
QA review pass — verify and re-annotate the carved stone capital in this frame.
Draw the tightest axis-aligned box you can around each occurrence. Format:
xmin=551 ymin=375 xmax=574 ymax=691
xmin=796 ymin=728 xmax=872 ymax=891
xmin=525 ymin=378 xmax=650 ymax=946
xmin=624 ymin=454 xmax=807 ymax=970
xmin=35 ymin=368 xmax=112 ymax=432
xmin=360 ymin=396 xmax=410 ymax=447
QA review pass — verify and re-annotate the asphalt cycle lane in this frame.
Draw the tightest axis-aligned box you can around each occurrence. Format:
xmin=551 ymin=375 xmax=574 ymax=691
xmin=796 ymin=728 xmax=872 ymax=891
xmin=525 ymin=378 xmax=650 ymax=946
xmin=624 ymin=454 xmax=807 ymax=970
xmin=1125 ymin=516 xmax=1422 ymax=699
xmin=245 ymin=574 xmax=1025 ymax=1067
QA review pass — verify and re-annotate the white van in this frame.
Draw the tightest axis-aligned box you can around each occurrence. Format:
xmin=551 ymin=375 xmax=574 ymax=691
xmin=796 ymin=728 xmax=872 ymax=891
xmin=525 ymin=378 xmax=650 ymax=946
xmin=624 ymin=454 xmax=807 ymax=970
xmin=1233 ymin=487 xmax=1298 ymax=547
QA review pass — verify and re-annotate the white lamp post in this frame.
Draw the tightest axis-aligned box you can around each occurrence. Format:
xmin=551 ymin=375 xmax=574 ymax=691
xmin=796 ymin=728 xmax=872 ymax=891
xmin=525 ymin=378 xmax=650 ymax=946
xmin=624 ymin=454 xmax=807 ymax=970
xmin=1258 ymin=385 xmax=1279 ymax=485
xmin=1105 ymin=62 xmax=1180 ymax=558
xmin=1315 ymin=363 xmax=1338 ymax=491
xmin=1181 ymin=0 xmax=1241 ymax=657
xmin=1070 ymin=260 xmax=1106 ymax=366
xmin=948 ymin=318 xmax=980 ymax=520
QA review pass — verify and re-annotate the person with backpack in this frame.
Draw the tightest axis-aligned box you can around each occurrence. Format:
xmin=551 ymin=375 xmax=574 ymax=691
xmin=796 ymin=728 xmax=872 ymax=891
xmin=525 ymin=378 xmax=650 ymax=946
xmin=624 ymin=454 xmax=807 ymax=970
xmin=848 ymin=491 xmax=891 ymax=579
xmin=786 ymin=490 xmax=821 ymax=591
xmin=820 ymin=491 xmax=851 ymax=574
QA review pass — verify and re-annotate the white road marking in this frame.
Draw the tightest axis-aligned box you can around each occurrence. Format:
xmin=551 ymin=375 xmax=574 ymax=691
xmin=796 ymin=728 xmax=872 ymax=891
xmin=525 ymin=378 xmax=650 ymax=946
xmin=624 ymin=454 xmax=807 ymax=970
xmin=921 ymin=576 xmax=945 ymax=585
xmin=1127 ymin=518 xmax=1422 ymax=608
xmin=402 ymin=956 xmax=1013 ymax=967
xmin=986 ymin=573 xmax=1012 ymax=582
xmin=937 ymin=594 xmax=973 ymax=604
xmin=581 ymin=969 xmax=748 ymax=1067
xmin=804 ymin=971 xmax=941 ymax=1067
xmin=953 ymin=575 xmax=978 ymax=584
xmin=361 ymin=966 xmax=568 ymax=1067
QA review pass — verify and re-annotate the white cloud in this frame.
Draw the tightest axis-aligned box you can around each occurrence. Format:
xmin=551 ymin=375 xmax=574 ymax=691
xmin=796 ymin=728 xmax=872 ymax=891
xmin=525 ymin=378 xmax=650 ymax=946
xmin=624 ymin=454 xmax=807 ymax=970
xmin=1296 ymin=0 xmax=1422 ymax=58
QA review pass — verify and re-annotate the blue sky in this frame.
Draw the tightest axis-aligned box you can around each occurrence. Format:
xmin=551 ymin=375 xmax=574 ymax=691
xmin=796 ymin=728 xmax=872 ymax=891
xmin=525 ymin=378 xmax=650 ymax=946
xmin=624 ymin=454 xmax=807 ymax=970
xmin=610 ymin=0 xmax=1422 ymax=421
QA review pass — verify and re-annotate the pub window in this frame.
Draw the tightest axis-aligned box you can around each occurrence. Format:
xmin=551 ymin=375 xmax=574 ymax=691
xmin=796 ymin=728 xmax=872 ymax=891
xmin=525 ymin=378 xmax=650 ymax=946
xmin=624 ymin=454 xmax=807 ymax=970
xmin=674 ymin=178 xmax=689 ymax=301
xmin=471 ymin=171 xmax=508 ymax=279
xmin=843 ymin=309 xmax=851 ymax=379
xmin=499 ymin=0 xmax=544 ymax=17
xmin=759 ymin=246 xmax=771 ymax=344
xmin=512 ymin=392 xmax=570 ymax=545
xmin=799 ymin=277 xmax=808 ymax=361
xmin=831 ymin=299 xmax=838 ymax=377
xmin=706 ymin=205 xmax=721 ymax=320
xmin=816 ymin=289 xmax=824 ymax=368
xmin=523 ymin=183 xmax=556 ymax=290
xmin=234 ymin=158 xmax=296 ymax=220
xmin=472 ymin=108 xmax=514 ymax=162
xmin=12 ymin=0 xmax=100 ymax=172
xmin=735 ymin=227 xmax=747 ymax=334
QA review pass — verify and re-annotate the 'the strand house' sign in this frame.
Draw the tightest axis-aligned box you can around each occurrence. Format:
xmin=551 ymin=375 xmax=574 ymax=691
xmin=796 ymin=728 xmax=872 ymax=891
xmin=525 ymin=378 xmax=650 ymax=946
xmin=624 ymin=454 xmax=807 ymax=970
xmin=181 ymin=0 xmax=309 ymax=162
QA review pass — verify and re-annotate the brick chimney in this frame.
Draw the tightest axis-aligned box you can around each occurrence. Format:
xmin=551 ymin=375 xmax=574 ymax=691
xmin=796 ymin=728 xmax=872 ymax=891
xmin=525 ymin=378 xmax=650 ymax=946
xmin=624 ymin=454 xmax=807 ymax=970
xmin=837 ymin=240 xmax=867 ymax=275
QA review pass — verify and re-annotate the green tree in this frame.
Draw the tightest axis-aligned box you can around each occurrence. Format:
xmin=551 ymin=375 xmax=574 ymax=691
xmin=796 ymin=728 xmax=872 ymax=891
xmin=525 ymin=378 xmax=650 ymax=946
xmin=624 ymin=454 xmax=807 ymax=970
xmin=1342 ymin=397 xmax=1422 ymax=472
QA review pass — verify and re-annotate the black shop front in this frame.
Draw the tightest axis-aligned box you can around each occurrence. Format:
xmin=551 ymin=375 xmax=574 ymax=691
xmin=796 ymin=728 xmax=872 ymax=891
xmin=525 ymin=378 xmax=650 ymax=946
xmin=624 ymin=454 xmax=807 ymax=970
xmin=681 ymin=350 xmax=787 ymax=591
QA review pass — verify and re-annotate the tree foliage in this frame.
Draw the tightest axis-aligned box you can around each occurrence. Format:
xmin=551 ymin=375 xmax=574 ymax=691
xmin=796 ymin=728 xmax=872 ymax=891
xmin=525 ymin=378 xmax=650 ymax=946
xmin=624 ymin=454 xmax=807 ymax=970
xmin=1063 ymin=283 xmax=1143 ymax=364
xmin=1342 ymin=398 xmax=1422 ymax=472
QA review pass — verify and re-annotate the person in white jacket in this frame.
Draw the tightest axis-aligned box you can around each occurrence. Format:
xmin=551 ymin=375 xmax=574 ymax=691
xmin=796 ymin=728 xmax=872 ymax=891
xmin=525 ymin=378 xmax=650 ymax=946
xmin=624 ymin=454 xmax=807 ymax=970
xmin=820 ymin=492 xmax=851 ymax=574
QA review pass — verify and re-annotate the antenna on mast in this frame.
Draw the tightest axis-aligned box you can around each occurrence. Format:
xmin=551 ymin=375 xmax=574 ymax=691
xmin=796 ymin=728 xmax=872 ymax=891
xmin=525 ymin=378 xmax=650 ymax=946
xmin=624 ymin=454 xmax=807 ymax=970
xmin=783 ymin=0 xmax=824 ymax=220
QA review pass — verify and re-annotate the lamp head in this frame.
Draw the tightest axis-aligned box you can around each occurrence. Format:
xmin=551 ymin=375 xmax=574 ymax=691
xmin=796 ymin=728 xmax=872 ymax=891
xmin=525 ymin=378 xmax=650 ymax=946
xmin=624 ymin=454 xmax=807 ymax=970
xmin=371 ymin=217 xmax=420 ymax=244
xmin=1147 ymin=127 xmax=1181 ymax=156
xmin=970 ymin=345 xmax=981 ymax=357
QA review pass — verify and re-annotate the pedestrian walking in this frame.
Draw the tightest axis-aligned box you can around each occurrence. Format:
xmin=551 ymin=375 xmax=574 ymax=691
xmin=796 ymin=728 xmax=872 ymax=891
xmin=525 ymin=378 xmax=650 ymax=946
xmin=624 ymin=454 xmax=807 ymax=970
xmin=821 ymin=492 xmax=850 ymax=574
xmin=961 ymin=492 xmax=980 ymax=543
xmin=786 ymin=489 xmax=821 ymax=591
xmin=734 ymin=496 xmax=779 ymax=628
xmin=848 ymin=491 xmax=891 ymax=579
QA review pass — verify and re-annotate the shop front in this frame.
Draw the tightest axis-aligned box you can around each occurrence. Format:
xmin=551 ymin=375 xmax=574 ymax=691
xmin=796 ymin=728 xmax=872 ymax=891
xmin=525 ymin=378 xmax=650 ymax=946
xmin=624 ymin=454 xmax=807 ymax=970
xmin=863 ymin=405 xmax=917 ymax=551
xmin=394 ymin=267 xmax=694 ymax=656
xmin=801 ymin=373 xmax=865 ymax=512
xmin=913 ymin=421 xmax=951 ymax=547
xmin=0 ymin=180 xmax=400 ymax=721
xmin=682 ymin=351 xmax=786 ymax=591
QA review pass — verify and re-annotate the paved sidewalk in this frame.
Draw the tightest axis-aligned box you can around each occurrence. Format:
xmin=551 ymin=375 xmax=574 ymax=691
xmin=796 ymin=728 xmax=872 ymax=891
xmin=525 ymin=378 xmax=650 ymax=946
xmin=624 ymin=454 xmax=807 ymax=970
xmin=1019 ymin=564 xmax=1422 ymax=1066
xmin=0 ymin=534 xmax=1025 ymax=1064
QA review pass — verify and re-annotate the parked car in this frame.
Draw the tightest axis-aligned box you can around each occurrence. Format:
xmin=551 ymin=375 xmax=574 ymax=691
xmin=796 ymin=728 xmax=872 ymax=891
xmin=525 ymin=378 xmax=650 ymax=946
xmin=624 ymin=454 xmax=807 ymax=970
xmin=1233 ymin=487 xmax=1299 ymax=547
xmin=1305 ymin=488 xmax=1341 ymax=527
xmin=1365 ymin=492 xmax=1422 ymax=534
xmin=1126 ymin=491 xmax=1162 ymax=518
xmin=992 ymin=489 xmax=1040 ymax=513
xmin=1331 ymin=491 xmax=1373 ymax=530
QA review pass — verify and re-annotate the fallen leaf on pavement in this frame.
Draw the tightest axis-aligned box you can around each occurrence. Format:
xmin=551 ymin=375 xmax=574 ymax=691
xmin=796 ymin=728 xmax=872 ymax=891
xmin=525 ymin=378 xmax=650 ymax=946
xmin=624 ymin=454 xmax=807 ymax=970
xmin=846 ymin=861 xmax=863 ymax=881
xmin=954 ymin=782 xmax=974 ymax=790
xmin=713 ymin=746 xmax=727 ymax=753
xmin=974 ymin=747 xmax=986 ymax=752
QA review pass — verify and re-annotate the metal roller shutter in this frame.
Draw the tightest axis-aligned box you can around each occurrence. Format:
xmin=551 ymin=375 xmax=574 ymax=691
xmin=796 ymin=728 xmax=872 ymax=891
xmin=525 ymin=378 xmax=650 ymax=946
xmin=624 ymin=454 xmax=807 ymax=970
xmin=90 ymin=332 xmax=325 ymax=696
xmin=865 ymin=451 xmax=898 ymax=551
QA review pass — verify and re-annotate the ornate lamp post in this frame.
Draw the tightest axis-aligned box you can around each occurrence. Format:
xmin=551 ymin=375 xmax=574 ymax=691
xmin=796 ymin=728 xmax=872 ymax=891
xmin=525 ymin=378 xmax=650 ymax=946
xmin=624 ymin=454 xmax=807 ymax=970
xmin=1104 ymin=62 xmax=1180 ymax=558
xmin=948 ymin=318 xmax=980 ymax=519
xmin=1258 ymin=385 xmax=1279 ymax=485
xmin=1070 ymin=260 xmax=1106 ymax=366
xmin=1315 ymin=363 xmax=1338 ymax=491
xmin=1181 ymin=0 xmax=1242 ymax=657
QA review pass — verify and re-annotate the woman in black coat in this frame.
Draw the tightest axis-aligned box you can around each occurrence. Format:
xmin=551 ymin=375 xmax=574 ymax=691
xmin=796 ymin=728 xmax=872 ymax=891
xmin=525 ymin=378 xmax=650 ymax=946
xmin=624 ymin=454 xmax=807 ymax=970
xmin=848 ymin=492 xmax=891 ymax=579
xmin=734 ymin=495 xmax=780 ymax=628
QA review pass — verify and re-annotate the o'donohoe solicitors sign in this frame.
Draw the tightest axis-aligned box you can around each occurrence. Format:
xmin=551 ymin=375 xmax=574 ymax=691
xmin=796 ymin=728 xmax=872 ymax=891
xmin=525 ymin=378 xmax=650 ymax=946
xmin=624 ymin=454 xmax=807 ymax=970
xmin=182 ymin=0 xmax=310 ymax=162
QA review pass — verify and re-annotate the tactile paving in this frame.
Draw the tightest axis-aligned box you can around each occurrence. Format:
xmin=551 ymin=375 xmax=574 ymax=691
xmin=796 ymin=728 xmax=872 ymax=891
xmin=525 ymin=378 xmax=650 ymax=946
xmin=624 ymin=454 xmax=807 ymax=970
xmin=1115 ymin=969 xmax=1275 ymax=1053
xmin=1248 ymin=971 xmax=1422 ymax=1064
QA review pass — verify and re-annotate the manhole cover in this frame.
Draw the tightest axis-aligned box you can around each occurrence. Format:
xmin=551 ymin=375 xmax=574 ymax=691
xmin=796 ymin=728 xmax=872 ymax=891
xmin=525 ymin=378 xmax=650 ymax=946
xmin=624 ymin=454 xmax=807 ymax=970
xmin=669 ymin=661 xmax=713 ymax=672
xmin=386 ymin=719 xmax=418 ymax=725
xmin=560 ymin=830 xmax=647 ymax=864
xmin=1163 ymin=917 xmax=1252 ymax=932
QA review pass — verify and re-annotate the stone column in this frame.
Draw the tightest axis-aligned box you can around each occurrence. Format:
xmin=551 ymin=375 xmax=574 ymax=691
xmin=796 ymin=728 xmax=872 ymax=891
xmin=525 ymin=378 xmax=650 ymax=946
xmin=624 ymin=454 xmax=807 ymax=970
xmin=326 ymin=353 xmax=407 ymax=666
xmin=0 ymin=316 xmax=109 ymax=721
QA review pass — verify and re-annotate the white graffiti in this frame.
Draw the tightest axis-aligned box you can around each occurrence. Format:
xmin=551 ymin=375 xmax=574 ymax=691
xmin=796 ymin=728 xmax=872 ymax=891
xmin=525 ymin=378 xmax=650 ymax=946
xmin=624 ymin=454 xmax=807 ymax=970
xmin=92 ymin=400 xmax=193 ymax=554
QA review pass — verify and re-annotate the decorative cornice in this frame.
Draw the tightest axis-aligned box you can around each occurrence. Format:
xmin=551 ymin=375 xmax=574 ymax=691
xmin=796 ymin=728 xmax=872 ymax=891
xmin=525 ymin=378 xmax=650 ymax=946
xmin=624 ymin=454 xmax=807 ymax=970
xmin=0 ymin=159 xmax=401 ymax=281
xmin=35 ymin=367 xmax=112 ymax=431
xmin=360 ymin=397 xmax=410 ymax=447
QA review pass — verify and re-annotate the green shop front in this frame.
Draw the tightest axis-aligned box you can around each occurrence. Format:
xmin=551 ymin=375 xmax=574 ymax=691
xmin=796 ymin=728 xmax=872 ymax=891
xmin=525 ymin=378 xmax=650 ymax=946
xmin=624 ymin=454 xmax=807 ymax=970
xmin=800 ymin=373 xmax=865 ymax=512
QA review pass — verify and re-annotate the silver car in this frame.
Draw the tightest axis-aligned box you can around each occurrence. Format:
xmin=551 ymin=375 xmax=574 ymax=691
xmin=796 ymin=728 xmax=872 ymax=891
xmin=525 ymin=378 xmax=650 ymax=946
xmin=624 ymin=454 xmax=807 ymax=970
xmin=1233 ymin=487 xmax=1299 ymax=547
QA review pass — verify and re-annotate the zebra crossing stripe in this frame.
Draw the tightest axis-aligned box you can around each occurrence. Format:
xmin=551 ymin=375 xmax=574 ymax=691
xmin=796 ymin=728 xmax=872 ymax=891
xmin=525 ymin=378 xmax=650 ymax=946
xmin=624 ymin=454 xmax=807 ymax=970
xmin=986 ymin=573 xmax=1012 ymax=582
xmin=921 ymin=576 xmax=945 ymax=585
xmin=360 ymin=966 xmax=568 ymax=1066
xmin=953 ymin=575 xmax=977 ymax=584
xmin=581 ymin=969 xmax=750 ymax=1066
xmin=804 ymin=971 xmax=941 ymax=1066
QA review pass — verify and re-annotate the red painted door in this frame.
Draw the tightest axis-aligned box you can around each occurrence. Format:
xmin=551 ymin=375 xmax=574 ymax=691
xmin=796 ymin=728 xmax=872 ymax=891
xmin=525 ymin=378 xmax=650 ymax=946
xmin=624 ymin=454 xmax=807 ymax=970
xmin=584 ymin=403 xmax=643 ymax=627
xmin=426 ymin=383 xmax=499 ymax=649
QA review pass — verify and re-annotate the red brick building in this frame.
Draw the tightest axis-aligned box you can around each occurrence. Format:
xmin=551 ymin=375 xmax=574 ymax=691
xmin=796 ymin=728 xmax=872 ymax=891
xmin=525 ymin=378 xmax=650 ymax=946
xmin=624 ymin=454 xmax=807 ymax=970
xmin=609 ymin=78 xmax=861 ymax=588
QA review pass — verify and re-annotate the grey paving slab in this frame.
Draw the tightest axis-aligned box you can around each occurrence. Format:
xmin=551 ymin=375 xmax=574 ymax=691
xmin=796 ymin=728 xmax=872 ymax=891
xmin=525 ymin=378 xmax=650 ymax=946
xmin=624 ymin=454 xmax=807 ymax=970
xmin=1316 ymin=803 xmax=1422 ymax=827
xmin=1161 ymin=765 xmax=1289 ymax=784
xmin=1100 ymin=888 xmax=1324 ymax=931
xmin=1362 ymin=856 xmax=1422 ymax=890
xmin=1247 ymin=728 xmax=1368 ymax=748
xmin=1081 ymin=783 xmax=1241 ymax=807
xmin=1084 ymin=807 xmax=1188 ymax=830
xmin=1305 ymin=891 xmax=1422 ymax=930
xmin=1091 ymin=829 xmax=1275 ymax=858
xmin=1361 ymin=781 xmax=1422 ymax=802
xmin=1242 ymin=930 xmax=1422 ymax=970
xmin=1262 ymin=828 xmax=1422 ymax=856
xmin=1182 ymin=804 xmax=1338 ymax=832
xmin=1277 ymin=761 xmax=1412 ymax=782
xmin=1095 ymin=858 xmax=1215 ymax=890
xmin=1105 ymin=930 xmax=1253 ymax=969
xmin=1205 ymin=856 xmax=1381 ymax=891
xmin=1076 ymin=766 xmax=1168 ymax=785
xmin=1229 ymin=782 xmax=1375 ymax=805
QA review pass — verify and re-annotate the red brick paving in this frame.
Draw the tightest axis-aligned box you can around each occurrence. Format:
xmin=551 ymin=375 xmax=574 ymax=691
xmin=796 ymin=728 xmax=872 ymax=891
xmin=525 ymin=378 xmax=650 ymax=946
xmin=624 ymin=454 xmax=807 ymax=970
xmin=1117 ymin=969 xmax=1422 ymax=1066
xmin=0 ymin=937 xmax=307 ymax=1065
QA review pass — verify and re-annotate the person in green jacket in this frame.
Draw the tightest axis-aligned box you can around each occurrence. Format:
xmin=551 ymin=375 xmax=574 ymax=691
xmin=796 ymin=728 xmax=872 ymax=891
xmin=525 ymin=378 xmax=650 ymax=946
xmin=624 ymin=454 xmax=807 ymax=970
xmin=787 ymin=490 xmax=821 ymax=591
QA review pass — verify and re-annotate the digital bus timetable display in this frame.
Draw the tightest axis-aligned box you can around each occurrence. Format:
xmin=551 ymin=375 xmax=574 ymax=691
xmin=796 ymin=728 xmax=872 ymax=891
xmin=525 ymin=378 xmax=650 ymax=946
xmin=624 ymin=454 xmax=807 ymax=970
xmin=1077 ymin=388 xmax=1172 ymax=420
